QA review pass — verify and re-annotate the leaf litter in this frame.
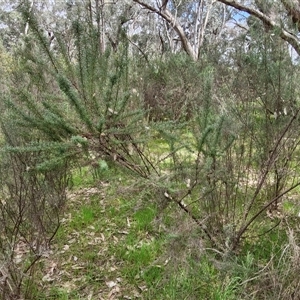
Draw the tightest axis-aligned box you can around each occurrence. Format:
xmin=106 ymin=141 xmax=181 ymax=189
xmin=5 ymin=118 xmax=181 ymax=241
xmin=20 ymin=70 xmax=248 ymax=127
xmin=38 ymin=183 xmax=145 ymax=299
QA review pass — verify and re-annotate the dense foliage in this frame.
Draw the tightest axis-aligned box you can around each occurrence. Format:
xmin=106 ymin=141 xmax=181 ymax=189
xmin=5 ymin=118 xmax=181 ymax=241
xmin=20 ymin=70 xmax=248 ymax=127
xmin=1 ymin=0 xmax=300 ymax=299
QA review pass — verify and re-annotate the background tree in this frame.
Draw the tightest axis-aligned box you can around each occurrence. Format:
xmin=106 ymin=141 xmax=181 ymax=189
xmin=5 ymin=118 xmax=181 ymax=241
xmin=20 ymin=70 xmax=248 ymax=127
xmin=1 ymin=0 xmax=300 ymax=298
xmin=217 ymin=0 xmax=300 ymax=56
xmin=133 ymin=0 xmax=230 ymax=60
xmin=2 ymin=0 xmax=299 ymax=253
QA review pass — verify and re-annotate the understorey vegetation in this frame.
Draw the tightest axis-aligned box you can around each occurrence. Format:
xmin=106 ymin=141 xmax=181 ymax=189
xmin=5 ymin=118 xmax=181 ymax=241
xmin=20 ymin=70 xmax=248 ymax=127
xmin=1 ymin=1 xmax=300 ymax=299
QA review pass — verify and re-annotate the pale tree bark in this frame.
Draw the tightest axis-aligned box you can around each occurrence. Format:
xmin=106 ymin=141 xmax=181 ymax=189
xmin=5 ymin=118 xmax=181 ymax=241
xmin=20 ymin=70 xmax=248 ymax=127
xmin=133 ymin=0 xmax=224 ymax=61
xmin=133 ymin=0 xmax=198 ymax=60
xmin=216 ymin=0 xmax=300 ymax=56
xmin=95 ymin=0 xmax=106 ymax=54
xmin=196 ymin=0 xmax=216 ymax=58
xmin=24 ymin=0 xmax=34 ymax=35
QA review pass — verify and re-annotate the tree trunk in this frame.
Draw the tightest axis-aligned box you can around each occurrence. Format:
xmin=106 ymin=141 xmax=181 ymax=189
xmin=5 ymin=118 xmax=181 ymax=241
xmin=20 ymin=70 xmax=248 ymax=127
xmin=216 ymin=0 xmax=300 ymax=56
xmin=133 ymin=0 xmax=198 ymax=61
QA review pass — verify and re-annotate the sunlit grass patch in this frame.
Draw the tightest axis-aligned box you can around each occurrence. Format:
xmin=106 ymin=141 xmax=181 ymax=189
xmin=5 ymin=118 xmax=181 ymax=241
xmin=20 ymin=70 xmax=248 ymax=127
xmin=117 ymin=237 xmax=164 ymax=284
xmin=145 ymin=256 xmax=222 ymax=299
xmin=133 ymin=206 xmax=157 ymax=231
xmin=70 ymin=167 xmax=95 ymax=187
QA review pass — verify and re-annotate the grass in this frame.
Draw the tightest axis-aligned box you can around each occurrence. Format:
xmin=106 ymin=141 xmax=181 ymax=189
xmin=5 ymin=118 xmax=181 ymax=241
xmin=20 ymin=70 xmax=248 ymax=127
xmin=37 ymin=168 xmax=181 ymax=298
xmin=27 ymin=161 xmax=299 ymax=299
xmin=32 ymin=168 xmax=167 ymax=299
xmin=3 ymin=132 xmax=300 ymax=299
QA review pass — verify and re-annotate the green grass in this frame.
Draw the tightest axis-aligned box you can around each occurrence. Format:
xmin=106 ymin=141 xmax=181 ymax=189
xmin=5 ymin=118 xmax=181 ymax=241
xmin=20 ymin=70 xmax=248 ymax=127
xmin=11 ymin=135 xmax=300 ymax=299
xmin=35 ymin=171 xmax=167 ymax=298
xmin=133 ymin=206 xmax=157 ymax=230
xmin=70 ymin=167 xmax=95 ymax=187
xmin=43 ymin=288 xmax=72 ymax=300
xmin=43 ymin=178 xmax=284 ymax=299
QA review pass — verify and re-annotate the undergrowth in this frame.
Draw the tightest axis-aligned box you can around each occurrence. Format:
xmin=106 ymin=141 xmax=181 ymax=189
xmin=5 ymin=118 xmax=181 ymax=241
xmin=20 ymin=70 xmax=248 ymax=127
xmin=25 ymin=165 xmax=300 ymax=300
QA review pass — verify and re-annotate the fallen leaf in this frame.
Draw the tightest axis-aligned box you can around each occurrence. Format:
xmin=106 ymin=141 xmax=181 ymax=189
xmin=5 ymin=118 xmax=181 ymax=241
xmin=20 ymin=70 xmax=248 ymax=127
xmin=63 ymin=245 xmax=70 ymax=251
xmin=106 ymin=281 xmax=117 ymax=288
xmin=42 ymin=273 xmax=54 ymax=282
xmin=107 ymin=286 xmax=120 ymax=298
xmin=100 ymin=233 xmax=105 ymax=241
xmin=118 ymin=230 xmax=129 ymax=235
xmin=71 ymin=265 xmax=84 ymax=270
xmin=138 ymin=285 xmax=148 ymax=292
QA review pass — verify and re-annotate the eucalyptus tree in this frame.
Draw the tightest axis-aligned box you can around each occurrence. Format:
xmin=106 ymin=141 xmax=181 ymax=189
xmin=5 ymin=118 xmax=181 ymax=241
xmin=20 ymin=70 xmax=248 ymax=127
xmin=2 ymin=0 xmax=300 ymax=264
xmin=132 ymin=0 xmax=231 ymax=61
xmin=0 ymin=0 xmax=75 ymax=51
xmin=217 ymin=0 xmax=300 ymax=57
xmin=0 ymin=0 xmax=24 ymax=49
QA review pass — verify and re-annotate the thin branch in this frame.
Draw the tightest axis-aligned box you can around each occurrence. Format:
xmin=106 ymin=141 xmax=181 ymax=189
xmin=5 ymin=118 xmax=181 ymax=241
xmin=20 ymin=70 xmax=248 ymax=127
xmin=243 ymin=108 xmax=300 ymax=221
xmin=197 ymin=0 xmax=215 ymax=58
xmin=133 ymin=0 xmax=197 ymax=60
xmin=126 ymin=36 xmax=150 ymax=63
xmin=233 ymin=181 xmax=300 ymax=251
xmin=216 ymin=0 xmax=300 ymax=56
xmin=168 ymin=192 xmax=218 ymax=248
